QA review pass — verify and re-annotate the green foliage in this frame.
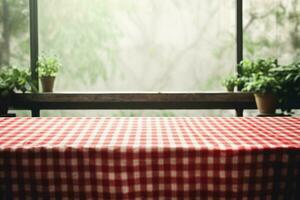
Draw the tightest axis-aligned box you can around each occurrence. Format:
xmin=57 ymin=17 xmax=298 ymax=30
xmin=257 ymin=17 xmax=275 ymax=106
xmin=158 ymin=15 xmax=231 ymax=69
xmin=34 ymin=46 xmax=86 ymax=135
xmin=222 ymin=75 xmax=237 ymax=91
xmin=37 ymin=55 xmax=61 ymax=77
xmin=242 ymin=74 xmax=281 ymax=94
xmin=269 ymin=62 xmax=300 ymax=111
xmin=0 ymin=66 xmax=35 ymax=96
xmin=227 ymin=58 xmax=300 ymax=114
xmin=238 ymin=58 xmax=278 ymax=77
xmin=235 ymin=58 xmax=279 ymax=93
xmin=235 ymin=76 xmax=248 ymax=90
xmin=224 ymin=58 xmax=280 ymax=93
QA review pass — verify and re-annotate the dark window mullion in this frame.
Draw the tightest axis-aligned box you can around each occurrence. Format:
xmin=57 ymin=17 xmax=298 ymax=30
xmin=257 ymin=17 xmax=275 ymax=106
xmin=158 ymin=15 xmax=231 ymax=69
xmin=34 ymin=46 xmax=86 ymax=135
xmin=236 ymin=0 xmax=244 ymax=117
xmin=29 ymin=0 xmax=40 ymax=117
xmin=236 ymin=0 xmax=243 ymax=75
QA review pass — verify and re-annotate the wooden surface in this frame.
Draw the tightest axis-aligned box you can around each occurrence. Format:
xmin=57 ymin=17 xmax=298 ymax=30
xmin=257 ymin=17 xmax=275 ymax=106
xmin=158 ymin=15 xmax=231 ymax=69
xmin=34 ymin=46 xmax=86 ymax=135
xmin=10 ymin=92 xmax=257 ymax=110
xmin=5 ymin=92 xmax=300 ymax=117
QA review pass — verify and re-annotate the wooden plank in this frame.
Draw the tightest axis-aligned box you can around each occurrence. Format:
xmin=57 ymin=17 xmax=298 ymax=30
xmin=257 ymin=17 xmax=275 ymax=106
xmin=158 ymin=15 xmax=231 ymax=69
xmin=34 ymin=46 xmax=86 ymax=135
xmin=10 ymin=92 xmax=256 ymax=110
xmin=8 ymin=92 xmax=300 ymax=110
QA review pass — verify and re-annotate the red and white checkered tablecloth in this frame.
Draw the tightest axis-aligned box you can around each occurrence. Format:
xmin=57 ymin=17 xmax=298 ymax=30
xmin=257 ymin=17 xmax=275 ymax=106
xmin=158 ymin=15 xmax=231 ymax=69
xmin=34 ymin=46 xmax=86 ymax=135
xmin=0 ymin=117 xmax=299 ymax=199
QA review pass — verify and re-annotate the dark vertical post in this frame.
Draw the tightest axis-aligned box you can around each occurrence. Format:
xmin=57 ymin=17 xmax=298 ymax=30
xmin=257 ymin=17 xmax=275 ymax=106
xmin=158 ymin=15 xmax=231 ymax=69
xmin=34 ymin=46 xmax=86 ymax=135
xmin=236 ymin=0 xmax=243 ymax=67
xmin=29 ymin=0 xmax=40 ymax=117
xmin=236 ymin=0 xmax=244 ymax=117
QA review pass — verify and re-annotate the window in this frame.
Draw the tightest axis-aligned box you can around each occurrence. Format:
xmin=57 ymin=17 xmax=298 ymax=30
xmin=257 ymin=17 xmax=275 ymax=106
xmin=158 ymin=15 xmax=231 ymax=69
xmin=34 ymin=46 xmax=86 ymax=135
xmin=7 ymin=1 xmax=298 ymax=117
xmin=39 ymin=0 xmax=236 ymax=92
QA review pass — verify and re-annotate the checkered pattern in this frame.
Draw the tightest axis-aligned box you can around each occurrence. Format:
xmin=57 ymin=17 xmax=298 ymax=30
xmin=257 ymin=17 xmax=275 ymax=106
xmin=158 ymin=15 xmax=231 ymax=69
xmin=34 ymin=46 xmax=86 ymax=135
xmin=0 ymin=117 xmax=299 ymax=199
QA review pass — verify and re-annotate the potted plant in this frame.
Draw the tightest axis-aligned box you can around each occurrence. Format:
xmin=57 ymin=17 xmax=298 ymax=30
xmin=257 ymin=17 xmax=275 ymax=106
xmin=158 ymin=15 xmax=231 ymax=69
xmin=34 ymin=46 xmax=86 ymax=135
xmin=239 ymin=59 xmax=281 ymax=115
xmin=224 ymin=58 xmax=283 ymax=115
xmin=0 ymin=67 xmax=35 ymax=115
xmin=223 ymin=75 xmax=237 ymax=92
xmin=37 ymin=55 xmax=61 ymax=92
xmin=242 ymin=73 xmax=281 ymax=115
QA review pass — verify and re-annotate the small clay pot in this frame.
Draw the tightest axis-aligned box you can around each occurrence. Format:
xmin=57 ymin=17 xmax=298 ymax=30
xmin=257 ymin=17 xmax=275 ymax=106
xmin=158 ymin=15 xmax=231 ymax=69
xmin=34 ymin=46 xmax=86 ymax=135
xmin=41 ymin=76 xmax=55 ymax=92
xmin=254 ymin=93 xmax=278 ymax=115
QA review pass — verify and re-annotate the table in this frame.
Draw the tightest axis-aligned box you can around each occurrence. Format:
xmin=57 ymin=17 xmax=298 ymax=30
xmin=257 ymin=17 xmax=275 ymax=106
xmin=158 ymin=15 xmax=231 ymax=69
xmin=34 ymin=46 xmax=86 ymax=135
xmin=0 ymin=117 xmax=299 ymax=199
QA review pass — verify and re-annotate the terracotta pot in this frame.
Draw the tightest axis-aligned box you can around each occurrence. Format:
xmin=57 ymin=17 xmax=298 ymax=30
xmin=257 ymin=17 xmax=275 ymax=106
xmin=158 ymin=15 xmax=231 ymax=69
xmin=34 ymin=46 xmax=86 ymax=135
xmin=254 ymin=93 xmax=278 ymax=115
xmin=41 ymin=76 xmax=55 ymax=92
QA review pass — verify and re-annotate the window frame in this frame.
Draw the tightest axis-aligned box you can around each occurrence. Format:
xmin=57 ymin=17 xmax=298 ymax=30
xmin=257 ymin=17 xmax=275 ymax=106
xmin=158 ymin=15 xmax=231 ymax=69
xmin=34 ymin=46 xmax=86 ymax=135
xmin=27 ymin=0 xmax=244 ymax=117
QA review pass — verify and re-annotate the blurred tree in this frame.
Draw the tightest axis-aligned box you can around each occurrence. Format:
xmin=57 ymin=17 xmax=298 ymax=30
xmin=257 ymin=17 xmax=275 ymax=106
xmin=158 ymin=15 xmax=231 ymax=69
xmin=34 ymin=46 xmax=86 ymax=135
xmin=0 ymin=0 xmax=29 ymax=67
xmin=244 ymin=0 xmax=300 ymax=62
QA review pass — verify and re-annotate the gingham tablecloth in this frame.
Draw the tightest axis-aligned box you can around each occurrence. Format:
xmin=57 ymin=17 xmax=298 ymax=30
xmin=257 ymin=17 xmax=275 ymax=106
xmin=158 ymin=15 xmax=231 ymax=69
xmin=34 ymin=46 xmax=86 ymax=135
xmin=0 ymin=117 xmax=299 ymax=199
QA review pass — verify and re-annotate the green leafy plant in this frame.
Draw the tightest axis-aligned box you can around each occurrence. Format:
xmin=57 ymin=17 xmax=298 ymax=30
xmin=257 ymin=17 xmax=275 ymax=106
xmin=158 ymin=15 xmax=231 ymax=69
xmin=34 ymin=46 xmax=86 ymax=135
xmin=222 ymin=75 xmax=237 ymax=92
xmin=0 ymin=67 xmax=35 ymax=97
xmin=235 ymin=76 xmax=248 ymax=90
xmin=270 ymin=62 xmax=300 ymax=96
xmin=37 ymin=55 xmax=61 ymax=77
xmin=235 ymin=58 xmax=280 ymax=94
xmin=224 ymin=58 xmax=279 ymax=92
xmin=269 ymin=62 xmax=300 ymax=112
xmin=242 ymin=73 xmax=281 ymax=94
xmin=237 ymin=58 xmax=278 ymax=77
xmin=228 ymin=58 xmax=300 ymax=114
